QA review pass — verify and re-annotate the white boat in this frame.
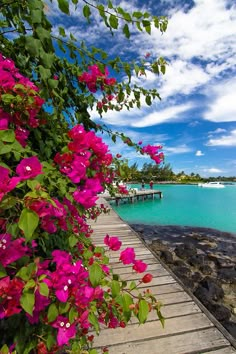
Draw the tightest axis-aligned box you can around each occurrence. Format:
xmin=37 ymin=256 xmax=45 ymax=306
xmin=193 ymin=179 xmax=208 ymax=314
xmin=198 ymin=182 xmax=225 ymax=188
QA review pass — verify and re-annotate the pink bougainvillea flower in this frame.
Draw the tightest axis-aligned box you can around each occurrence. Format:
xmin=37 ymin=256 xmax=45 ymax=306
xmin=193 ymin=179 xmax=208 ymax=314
xmin=142 ymin=273 xmax=153 ymax=283
xmin=0 ymin=276 xmax=24 ymax=319
xmin=132 ymin=260 xmax=147 ymax=273
xmin=119 ymin=247 xmax=136 ymax=265
xmin=15 ymin=127 xmax=29 ymax=147
xmin=104 ymin=234 xmax=122 ymax=251
xmin=16 ymin=156 xmax=43 ymax=180
xmin=51 ymin=316 xmax=76 ymax=346
xmin=73 ymin=189 xmax=98 ymax=209
xmin=26 ymin=289 xmax=50 ymax=324
xmin=0 ymin=166 xmax=21 ymax=201
xmin=0 ymin=118 xmax=9 ymax=130
xmin=0 ymin=233 xmax=29 ymax=267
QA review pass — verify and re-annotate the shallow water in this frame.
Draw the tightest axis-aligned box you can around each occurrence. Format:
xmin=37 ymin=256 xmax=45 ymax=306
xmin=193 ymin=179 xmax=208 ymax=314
xmin=112 ymin=184 xmax=236 ymax=234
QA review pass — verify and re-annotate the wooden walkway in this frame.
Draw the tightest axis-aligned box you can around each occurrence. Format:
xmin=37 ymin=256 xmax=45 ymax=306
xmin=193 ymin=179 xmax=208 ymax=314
xmin=89 ymin=198 xmax=236 ymax=354
xmin=103 ymin=189 xmax=163 ymax=206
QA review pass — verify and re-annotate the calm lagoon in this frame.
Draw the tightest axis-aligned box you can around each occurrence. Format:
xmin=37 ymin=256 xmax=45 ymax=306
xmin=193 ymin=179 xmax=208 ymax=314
xmin=112 ymin=184 xmax=236 ymax=234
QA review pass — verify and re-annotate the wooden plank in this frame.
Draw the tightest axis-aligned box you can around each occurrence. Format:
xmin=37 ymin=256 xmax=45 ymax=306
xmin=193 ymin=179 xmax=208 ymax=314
xmin=115 ymin=268 xmax=170 ymax=279
xmin=101 ymin=328 xmax=232 ymax=354
xmin=153 ymin=291 xmax=192 ymax=305
xmin=93 ymin=313 xmax=214 ymax=347
xmin=128 ymin=301 xmax=201 ymax=324
xmin=202 ymin=347 xmax=236 ymax=353
xmin=112 ymin=263 xmax=165 ymax=275
xmin=110 ymin=258 xmax=161 ymax=268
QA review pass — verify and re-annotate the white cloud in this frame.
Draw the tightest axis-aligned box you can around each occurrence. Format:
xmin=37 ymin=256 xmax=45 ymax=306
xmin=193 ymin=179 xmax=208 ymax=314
xmin=159 ymin=60 xmax=210 ymax=99
xmin=131 ymin=103 xmax=194 ymax=128
xmin=208 ymin=128 xmax=227 ymax=134
xmin=90 ymin=99 xmax=194 ymax=127
xmin=195 ymin=150 xmax=204 ymax=156
xmin=206 ymin=129 xmax=236 ymax=146
xmin=203 ymin=167 xmax=224 ymax=174
xmin=204 ymin=78 xmax=236 ymax=122
xmin=164 ymin=144 xmax=192 ymax=155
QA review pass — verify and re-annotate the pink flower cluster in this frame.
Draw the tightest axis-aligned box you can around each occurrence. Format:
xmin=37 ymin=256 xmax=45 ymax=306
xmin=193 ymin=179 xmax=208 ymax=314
xmin=104 ymin=236 xmax=148 ymax=273
xmin=141 ymin=144 xmax=164 ymax=164
xmin=117 ymin=185 xmax=129 ymax=195
xmin=55 ymin=124 xmax=113 ymax=209
xmin=0 ymin=53 xmax=45 ymax=147
xmin=78 ymin=64 xmax=116 ymax=93
xmin=0 ymin=156 xmax=43 ymax=201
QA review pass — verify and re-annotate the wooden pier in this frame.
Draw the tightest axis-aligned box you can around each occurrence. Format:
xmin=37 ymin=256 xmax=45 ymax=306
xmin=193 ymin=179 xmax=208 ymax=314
xmin=89 ymin=197 xmax=236 ymax=354
xmin=103 ymin=189 xmax=163 ymax=206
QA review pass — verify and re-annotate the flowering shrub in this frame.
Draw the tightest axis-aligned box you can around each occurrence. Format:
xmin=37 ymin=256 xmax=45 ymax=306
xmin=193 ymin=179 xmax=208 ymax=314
xmin=0 ymin=54 xmax=165 ymax=353
xmin=0 ymin=0 xmax=168 ymax=352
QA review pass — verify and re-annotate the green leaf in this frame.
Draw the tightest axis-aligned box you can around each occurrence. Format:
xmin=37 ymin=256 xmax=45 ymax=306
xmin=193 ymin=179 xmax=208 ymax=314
xmin=0 ymin=196 xmax=17 ymax=210
xmin=142 ymin=20 xmax=151 ymax=34
xmin=123 ymin=24 xmax=130 ymax=38
xmin=133 ymin=11 xmax=143 ymax=19
xmin=88 ymin=312 xmax=100 ymax=334
xmin=58 ymin=0 xmax=69 ymax=14
xmin=35 ymin=27 xmax=52 ymax=49
xmin=39 ymin=50 xmax=54 ymax=69
xmin=122 ymin=293 xmax=133 ymax=312
xmin=69 ymin=235 xmax=78 ymax=248
xmin=20 ymin=290 xmax=35 ymax=316
xmin=0 ymin=263 xmax=7 ymax=278
xmin=83 ymin=5 xmax=91 ymax=19
xmin=18 ymin=208 xmax=39 ymax=241
xmin=47 ymin=303 xmax=59 ymax=322
xmin=137 ymin=299 xmax=149 ymax=324
xmin=25 ymin=37 xmax=42 ymax=57
xmin=31 ymin=9 xmax=42 ymax=24
xmin=16 ymin=263 xmax=36 ymax=281
xmin=111 ymin=280 xmax=120 ymax=298
xmin=89 ymin=263 xmax=103 ymax=287
xmin=109 ymin=15 xmax=118 ymax=29
xmin=38 ymin=65 xmax=51 ymax=82
xmin=145 ymin=95 xmax=151 ymax=106
xmin=59 ymin=26 xmax=66 ymax=37
xmin=24 ymin=279 xmax=36 ymax=290
xmin=69 ymin=307 xmax=78 ymax=323
xmin=39 ymin=282 xmax=49 ymax=297
xmin=27 ymin=180 xmax=40 ymax=190
xmin=0 ymin=130 xmax=15 ymax=143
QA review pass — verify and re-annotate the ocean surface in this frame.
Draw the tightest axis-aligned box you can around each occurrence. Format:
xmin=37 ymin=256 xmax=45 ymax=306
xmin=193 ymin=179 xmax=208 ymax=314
xmin=111 ymin=184 xmax=236 ymax=234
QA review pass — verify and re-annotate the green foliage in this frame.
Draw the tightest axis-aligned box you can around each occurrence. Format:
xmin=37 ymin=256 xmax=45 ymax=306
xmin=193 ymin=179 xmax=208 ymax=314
xmin=18 ymin=208 xmax=39 ymax=241
xmin=0 ymin=0 xmax=167 ymax=352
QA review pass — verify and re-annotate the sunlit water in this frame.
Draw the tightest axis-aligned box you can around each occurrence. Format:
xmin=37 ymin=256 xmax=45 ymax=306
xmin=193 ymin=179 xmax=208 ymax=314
xmin=111 ymin=184 xmax=236 ymax=234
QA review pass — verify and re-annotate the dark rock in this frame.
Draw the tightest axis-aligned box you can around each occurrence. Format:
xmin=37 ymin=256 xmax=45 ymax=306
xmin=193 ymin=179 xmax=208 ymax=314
xmin=175 ymin=243 xmax=197 ymax=259
xmin=194 ymin=286 xmax=212 ymax=306
xmin=222 ymin=321 xmax=236 ymax=338
xmin=178 ymin=274 xmax=195 ymax=289
xmin=200 ymin=276 xmax=224 ymax=301
xmin=135 ymin=226 xmax=144 ymax=233
xmin=218 ymin=268 xmax=236 ymax=284
xmin=199 ymin=265 xmax=213 ymax=275
xmin=207 ymin=303 xmax=231 ymax=322
xmin=192 ymin=272 xmax=203 ymax=283
xmin=188 ymin=254 xmax=206 ymax=268
xmin=216 ymin=258 xmax=235 ymax=269
xmin=174 ymin=266 xmax=192 ymax=278
xmin=160 ymin=250 xmax=174 ymax=264
xmin=174 ymin=260 xmax=187 ymax=267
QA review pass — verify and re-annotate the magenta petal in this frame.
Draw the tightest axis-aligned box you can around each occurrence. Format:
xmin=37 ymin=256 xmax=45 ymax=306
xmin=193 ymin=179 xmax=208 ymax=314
xmin=56 ymin=289 xmax=68 ymax=302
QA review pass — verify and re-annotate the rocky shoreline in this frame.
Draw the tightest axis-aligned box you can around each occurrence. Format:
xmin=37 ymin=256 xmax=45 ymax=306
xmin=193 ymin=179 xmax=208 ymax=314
xmin=130 ymin=223 xmax=236 ymax=339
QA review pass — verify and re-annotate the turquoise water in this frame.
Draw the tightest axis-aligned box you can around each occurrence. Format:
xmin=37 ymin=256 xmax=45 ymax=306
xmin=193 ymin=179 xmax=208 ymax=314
xmin=112 ymin=184 xmax=236 ymax=234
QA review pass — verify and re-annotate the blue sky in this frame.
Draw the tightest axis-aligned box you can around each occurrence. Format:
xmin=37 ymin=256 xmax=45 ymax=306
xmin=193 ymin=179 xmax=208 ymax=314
xmin=49 ymin=0 xmax=236 ymax=177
